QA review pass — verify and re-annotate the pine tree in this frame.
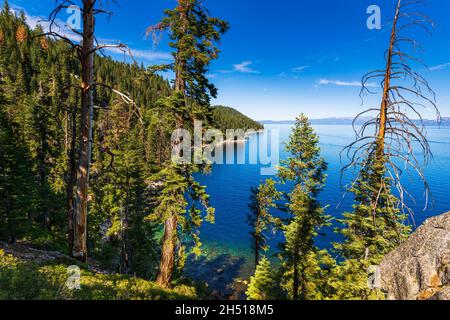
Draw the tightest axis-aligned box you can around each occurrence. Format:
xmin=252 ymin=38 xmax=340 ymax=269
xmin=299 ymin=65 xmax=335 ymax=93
xmin=0 ymin=69 xmax=37 ymax=242
xmin=246 ymin=256 xmax=279 ymax=300
xmin=335 ymin=0 xmax=437 ymax=299
xmin=335 ymin=155 xmax=410 ymax=264
xmin=148 ymin=0 xmax=229 ymax=106
xmin=332 ymin=153 xmax=410 ymax=300
xmin=277 ymin=114 xmax=330 ymax=300
xmin=247 ymin=179 xmax=281 ymax=267
xmin=0 ymin=4 xmax=173 ymax=276
xmin=147 ymin=163 xmax=215 ymax=284
xmin=148 ymin=0 xmax=229 ymax=288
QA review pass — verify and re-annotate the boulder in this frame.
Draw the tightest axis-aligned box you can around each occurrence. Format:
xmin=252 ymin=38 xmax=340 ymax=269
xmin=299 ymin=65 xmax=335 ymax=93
xmin=379 ymin=212 xmax=450 ymax=300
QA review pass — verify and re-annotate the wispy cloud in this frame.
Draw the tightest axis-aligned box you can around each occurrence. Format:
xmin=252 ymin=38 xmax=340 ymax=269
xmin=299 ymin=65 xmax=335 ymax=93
xmin=14 ymin=8 xmax=171 ymax=63
xmin=12 ymin=7 xmax=82 ymax=42
xmin=216 ymin=61 xmax=261 ymax=75
xmin=106 ymin=46 xmax=172 ymax=62
xmin=317 ymin=79 xmax=376 ymax=87
xmin=429 ymin=62 xmax=450 ymax=71
xmin=292 ymin=66 xmax=310 ymax=73
xmin=233 ymin=61 xmax=260 ymax=74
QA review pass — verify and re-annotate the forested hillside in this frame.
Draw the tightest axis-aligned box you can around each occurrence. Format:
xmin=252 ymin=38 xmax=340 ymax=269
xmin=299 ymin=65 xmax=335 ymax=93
xmin=211 ymin=106 xmax=263 ymax=132
xmin=0 ymin=6 xmax=173 ymax=277
xmin=0 ymin=2 xmax=260 ymax=298
xmin=0 ymin=0 xmax=446 ymax=302
xmin=0 ymin=2 xmax=238 ymax=287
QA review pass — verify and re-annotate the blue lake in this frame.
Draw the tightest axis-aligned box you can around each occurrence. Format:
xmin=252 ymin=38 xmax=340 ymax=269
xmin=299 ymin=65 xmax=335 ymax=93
xmin=188 ymin=124 xmax=450 ymax=281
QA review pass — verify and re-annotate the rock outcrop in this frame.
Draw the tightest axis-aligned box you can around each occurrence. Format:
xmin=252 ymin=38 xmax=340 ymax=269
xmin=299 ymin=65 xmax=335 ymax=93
xmin=379 ymin=212 xmax=450 ymax=300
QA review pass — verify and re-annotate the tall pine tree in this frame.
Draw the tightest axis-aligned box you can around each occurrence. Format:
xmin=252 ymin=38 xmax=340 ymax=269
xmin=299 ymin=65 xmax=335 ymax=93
xmin=277 ymin=114 xmax=330 ymax=300
xmin=148 ymin=0 xmax=229 ymax=288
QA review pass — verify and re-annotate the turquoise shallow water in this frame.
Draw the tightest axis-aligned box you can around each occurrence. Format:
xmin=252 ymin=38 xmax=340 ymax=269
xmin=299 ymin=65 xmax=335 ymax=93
xmin=188 ymin=124 xmax=450 ymax=282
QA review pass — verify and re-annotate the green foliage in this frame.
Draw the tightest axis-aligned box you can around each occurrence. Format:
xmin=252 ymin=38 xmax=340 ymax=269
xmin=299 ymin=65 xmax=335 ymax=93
xmin=212 ymin=106 xmax=264 ymax=133
xmin=147 ymin=0 xmax=229 ymax=288
xmin=155 ymin=0 xmax=229 ymax=106
xmin=326 ymin=259 xmax=384 ymax=300
xmin=0 ymin=250 xmax=197 ymax=300
xmin=335 ymin=153 xmax=410 ymax=264
xmin=247 ymin=179 xmax=281 ymax=265
xmin=147 ymin=163 xmax=215 ymax=259
xmin=332 ymin=150 xmax=410 ymax=299
xmin=0 ymin=107 xmax=37 ymax=241
xmin=277 ymin=114 xmax=331 ymax=300
xmin=245 ymin=114 xmax=336 ymax=301
xmin=0 ymin=7 xmax=170 ymax=279
xmin=280 ymin=250 xmax=336 ymax=300
xmin=246 ymin=256 xmax=280 ymax=300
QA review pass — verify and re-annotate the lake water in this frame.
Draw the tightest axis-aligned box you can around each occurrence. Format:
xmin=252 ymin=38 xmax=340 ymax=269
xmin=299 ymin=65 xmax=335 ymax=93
xmin=186 ymin=124 xmax=450 ymax=288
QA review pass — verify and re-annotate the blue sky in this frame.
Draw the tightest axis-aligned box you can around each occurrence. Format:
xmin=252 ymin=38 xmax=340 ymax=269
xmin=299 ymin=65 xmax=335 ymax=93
xmin=8 ymin=0 xmax=450 ymax=120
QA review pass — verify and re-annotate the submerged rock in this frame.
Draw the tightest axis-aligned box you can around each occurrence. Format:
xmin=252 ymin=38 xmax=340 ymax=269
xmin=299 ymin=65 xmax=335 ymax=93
xmin=379 ymin=212 xmax=450 ymax=300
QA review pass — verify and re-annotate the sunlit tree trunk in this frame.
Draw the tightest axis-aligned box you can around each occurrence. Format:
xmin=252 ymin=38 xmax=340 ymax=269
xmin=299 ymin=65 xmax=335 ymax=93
xmin=156 ymin=0 xmax=186 ymax=288
xmin=156 ymin=215 xmax=178 ymax=287
xmin=377 ymin=0 xmax=401 ymax=158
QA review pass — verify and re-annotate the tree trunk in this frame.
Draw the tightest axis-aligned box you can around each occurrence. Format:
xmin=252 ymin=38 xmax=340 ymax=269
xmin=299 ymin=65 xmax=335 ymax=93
xmin=254 ymin=235 xmax=259 ymax=268
xmin=378 ymin=0 xmax=401 ymax=157
xmin=66 ymin=106 xmax=77 ymax=256
xmin=155 ymin=0 xmax=188 ymax=288
xmin=73 ymin=0 xmax=95 ymax=262
xmin=156 ymin=214 xmax=178 ymax=288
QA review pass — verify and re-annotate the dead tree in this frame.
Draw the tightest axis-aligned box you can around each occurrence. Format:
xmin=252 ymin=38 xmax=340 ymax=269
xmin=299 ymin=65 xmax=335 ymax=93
xmin=38 ymin=0 xmax=138 ymax=262
xmin=342 ymin=0 xmax=440 ymax=217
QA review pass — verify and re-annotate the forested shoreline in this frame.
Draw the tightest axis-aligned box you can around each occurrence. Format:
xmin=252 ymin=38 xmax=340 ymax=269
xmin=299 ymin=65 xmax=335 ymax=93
xmin=0 ymin=0 xmax=446 ymax=301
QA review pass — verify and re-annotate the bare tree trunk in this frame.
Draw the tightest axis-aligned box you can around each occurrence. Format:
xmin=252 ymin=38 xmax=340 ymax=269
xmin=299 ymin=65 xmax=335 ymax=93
xmin=73 ymin=0 xmax=95 ymax=262
xmin=377 ymin=0 xmax=401 ymax=156
xmin=156 ymin=215 xmax=178 ymax=288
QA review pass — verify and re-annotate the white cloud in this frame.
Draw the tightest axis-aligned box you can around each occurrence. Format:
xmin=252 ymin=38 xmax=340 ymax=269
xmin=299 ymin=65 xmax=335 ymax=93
xmin=106 ymin=46 xmax=172 ymax=62
xmin=317 ymin=79 xmax=377 ymax=88
xmin=233 ymin=61 xmax=260 ymax=74
xmin=429 ymin=62 xmax=450 ymax=71
xmin=292 ymin=66 xmax=310 ymax=73
xmin=10 ymin=8 xmax=82 ymax=42
xmin=13 ymin=8 xmax=171 ymax=63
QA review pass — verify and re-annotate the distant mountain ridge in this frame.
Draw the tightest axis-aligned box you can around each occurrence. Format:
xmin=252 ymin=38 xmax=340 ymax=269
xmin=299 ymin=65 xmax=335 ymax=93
xmin=260 ymin=117 xmax=450 ymax=126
